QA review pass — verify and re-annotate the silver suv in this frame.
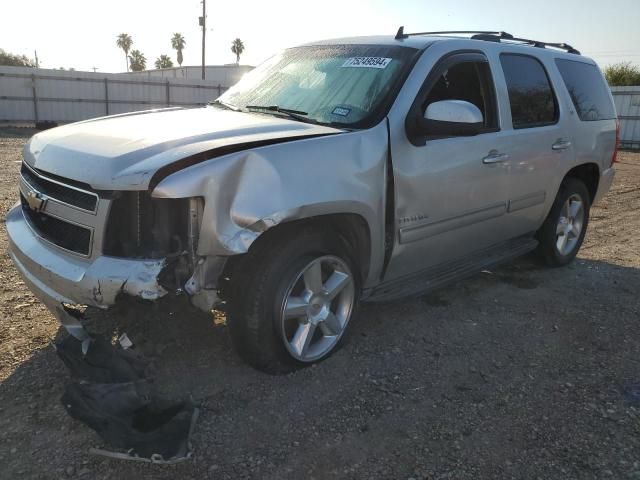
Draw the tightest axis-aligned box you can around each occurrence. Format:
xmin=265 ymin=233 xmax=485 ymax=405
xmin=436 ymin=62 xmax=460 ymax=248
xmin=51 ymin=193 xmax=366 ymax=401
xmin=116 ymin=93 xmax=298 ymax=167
xmin=7 ymin=29 xmax=618 ymax=373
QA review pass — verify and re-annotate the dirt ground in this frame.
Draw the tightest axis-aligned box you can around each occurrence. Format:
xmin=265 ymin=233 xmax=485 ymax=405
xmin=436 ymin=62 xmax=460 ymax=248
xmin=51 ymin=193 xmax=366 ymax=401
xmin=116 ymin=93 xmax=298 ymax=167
xmin=0 ymin=127 xmax=639 ymax=480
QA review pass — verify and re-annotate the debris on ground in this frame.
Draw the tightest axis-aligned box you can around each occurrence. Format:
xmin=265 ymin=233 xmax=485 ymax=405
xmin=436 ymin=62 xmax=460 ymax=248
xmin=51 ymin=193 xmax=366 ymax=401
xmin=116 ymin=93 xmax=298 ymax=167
xmin=2 ymin=131 xmax=640 ymax=478
xmin=57 ymin=335 xmax=197 ymax=462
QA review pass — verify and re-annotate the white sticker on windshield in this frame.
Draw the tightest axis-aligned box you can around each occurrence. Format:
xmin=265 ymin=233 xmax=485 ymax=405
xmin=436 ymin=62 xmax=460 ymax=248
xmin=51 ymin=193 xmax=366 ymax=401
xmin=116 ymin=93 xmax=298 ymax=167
xmin=341 ymin=57 xmax=392 ymax=69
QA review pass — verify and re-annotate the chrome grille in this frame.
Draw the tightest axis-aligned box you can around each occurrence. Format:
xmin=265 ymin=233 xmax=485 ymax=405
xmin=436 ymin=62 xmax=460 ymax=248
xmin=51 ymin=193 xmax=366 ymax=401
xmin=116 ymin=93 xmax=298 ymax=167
xmin=20 ymin=193 xmax=93 ymax=256
xmin=20 ymin=163 xmax=98 ymax=213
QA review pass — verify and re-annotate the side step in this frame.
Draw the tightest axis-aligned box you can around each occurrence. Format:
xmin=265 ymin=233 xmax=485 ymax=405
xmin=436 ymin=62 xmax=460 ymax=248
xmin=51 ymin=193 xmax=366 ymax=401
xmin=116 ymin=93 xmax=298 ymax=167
xmin=364 ymin=236 xmax=538 ymax=303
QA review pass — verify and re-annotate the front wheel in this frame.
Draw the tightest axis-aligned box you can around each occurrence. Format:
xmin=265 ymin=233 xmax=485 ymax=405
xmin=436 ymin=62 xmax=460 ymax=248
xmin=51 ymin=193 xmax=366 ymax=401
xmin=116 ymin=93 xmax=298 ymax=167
xmin=226 ymin=226 xmax=359 ymax=374
xmin=535 ymin=177 xmax=591 ymax=267
xmin=278 ymin=255 xmax=356 ymax=363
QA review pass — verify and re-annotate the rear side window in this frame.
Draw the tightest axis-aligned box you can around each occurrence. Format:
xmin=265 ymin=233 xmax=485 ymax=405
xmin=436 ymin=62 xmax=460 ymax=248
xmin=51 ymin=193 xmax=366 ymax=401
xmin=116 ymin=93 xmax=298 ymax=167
xmin=555 ymin=59 xmax=616 ymax=121
xmin=500 ymin=54 xmax=558 ymax=129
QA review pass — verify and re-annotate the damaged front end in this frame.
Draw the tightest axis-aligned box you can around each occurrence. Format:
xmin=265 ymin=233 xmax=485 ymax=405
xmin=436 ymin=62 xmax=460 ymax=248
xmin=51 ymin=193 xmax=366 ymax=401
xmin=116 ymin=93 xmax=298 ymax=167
xmin=6 ymin=180 xmax=227 ymax=348
xmin=102 ymin=192 xmax=224 ymax=311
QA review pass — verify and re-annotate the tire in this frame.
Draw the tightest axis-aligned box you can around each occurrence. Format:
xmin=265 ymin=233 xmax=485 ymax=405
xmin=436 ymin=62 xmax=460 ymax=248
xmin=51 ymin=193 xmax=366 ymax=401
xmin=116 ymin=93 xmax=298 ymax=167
xmin=225 ymin=224 xmax=360 ymax=374
xmin=535 ymin=177 xmax=591 ymax=267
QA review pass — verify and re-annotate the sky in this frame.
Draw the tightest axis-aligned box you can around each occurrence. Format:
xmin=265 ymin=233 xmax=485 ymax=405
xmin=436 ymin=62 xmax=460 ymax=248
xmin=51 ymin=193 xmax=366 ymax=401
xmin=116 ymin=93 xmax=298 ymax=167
xmin=1 ymin=0 xmax=639 ymax=73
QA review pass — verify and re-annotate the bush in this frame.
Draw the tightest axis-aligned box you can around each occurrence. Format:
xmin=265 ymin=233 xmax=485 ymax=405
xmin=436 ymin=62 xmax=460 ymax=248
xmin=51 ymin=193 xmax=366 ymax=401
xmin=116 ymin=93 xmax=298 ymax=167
xmin=604 ymin=63 xmax=640 ymax=86
xmin=0 ymin=48 xmax=36 ymax=67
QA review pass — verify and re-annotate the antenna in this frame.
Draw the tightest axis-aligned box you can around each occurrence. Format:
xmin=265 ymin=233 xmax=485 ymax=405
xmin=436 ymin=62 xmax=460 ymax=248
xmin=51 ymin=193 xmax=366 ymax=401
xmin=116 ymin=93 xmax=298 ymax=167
xmin=395 ymin=26 xmax=406 ymax=40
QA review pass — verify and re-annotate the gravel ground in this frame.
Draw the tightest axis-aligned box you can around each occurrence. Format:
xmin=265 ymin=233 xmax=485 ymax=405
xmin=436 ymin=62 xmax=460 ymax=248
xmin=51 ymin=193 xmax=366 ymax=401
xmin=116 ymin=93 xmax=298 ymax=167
xmin=0 ymin=127 xmax=639 ymax=480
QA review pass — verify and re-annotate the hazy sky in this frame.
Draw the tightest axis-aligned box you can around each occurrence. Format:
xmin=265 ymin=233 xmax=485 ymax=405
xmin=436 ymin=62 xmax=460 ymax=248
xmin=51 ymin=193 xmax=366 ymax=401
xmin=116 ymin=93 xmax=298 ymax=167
xmin=2 ymin=0 xmax=639 ymax=72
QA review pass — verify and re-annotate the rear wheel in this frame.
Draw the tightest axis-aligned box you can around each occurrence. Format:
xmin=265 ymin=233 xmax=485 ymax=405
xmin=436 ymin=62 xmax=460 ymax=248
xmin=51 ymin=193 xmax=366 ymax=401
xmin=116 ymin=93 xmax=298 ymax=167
xmin=226 ymin=225 xmax=359 ymax=374
xmin=536 ymin=177 xmax=591 ymax=266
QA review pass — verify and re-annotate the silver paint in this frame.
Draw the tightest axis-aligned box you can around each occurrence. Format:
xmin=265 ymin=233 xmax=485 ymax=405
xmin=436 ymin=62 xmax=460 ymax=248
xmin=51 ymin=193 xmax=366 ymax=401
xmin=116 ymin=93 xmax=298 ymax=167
xmin=425 ymin=100 xmax=484 ymax=124
xmin=5 ymin=34 xmax=617 ymax=323
xmin=7 ymin=204 xmax=167 ymax=308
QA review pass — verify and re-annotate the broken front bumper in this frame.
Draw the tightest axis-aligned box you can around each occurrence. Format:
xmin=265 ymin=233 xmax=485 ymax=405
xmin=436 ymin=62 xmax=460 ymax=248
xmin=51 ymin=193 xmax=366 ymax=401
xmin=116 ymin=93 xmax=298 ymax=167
xmin=6 ymin=204 xmax=167 ymax=319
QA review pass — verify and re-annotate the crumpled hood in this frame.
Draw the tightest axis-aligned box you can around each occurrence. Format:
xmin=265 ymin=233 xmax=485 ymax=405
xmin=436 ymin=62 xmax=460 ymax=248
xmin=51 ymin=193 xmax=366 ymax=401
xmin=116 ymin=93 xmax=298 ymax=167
xmin=24 ymin=106 xmax=342 ymax=190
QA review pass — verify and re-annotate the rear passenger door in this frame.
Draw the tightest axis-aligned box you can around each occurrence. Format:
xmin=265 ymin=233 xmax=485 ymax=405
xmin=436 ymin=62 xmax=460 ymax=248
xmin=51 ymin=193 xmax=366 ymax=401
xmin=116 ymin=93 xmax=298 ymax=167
xmin=495 ymin=53 xmax=574 ymax=234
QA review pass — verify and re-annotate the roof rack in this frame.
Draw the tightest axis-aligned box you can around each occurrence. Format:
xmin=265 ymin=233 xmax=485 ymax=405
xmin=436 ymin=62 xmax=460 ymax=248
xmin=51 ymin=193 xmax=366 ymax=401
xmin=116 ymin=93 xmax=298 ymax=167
xmin=394 ymin=26 xmax=580 ymax=55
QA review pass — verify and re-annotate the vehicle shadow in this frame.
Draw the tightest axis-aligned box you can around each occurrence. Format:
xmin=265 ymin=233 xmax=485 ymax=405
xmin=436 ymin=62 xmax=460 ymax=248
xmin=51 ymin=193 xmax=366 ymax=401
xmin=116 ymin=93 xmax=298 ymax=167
xmin=1 ymin=255 xmax=639 ymax=479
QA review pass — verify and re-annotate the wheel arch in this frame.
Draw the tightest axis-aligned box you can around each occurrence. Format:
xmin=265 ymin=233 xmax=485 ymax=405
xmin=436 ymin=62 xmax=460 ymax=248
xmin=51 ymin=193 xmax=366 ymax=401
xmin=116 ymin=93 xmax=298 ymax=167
xmin=563 ymin=162 xmax=600 ymax=204
xmin=221 ymin=212 xmax=373 ymax=295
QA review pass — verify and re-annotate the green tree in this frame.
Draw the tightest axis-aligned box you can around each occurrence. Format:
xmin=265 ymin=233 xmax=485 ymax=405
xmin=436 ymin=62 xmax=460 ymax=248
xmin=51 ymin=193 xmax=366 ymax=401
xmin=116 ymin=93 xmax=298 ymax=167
xmin=231 ymin=38 xmax=245 ymax=65
xmin=128 ymin=49 xmax=147 ymax=71
xmin=0 ymin=49 xmax=36 ymax=67
xmin=116 ymin=33 xmax=133 ymax=72
xmin=171 ymin=33 xmax=186 ymax=67
xmin=604 ymin=62 xmax=640 ymax=86
xmin=155 ymin=54 xmax=174 ymax=69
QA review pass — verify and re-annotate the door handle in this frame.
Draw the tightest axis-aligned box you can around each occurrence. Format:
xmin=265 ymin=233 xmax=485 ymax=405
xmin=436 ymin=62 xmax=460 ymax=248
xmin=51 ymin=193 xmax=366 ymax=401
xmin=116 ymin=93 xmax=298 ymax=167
xmin=482 ymin=151 xmax=510 ymax=164
xmin=552 ymin=139 xmax=572 ymax=150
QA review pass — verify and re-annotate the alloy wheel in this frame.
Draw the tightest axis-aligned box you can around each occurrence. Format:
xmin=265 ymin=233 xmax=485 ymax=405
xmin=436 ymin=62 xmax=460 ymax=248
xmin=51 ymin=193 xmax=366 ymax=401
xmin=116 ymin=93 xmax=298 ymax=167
xmin=555 ymin=193 xmax=585 ymax=256
xmin=279 ymin=255 xmax=355 ymax=362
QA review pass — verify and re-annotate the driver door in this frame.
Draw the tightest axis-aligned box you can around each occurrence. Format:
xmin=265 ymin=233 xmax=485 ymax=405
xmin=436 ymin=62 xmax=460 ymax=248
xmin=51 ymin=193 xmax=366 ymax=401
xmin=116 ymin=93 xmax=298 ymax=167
xmin=385 ymin=52 xmax=516 ymax=281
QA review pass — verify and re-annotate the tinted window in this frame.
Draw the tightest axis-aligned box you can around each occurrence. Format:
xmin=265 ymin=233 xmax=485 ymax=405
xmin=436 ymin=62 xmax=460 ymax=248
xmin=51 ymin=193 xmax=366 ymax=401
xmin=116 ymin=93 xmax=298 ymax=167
xmin=555 ymin=59 xmax=616 ymax=121
xmin=423 ymin=61 xmax=498 ymax=130
xmin=218 ymin=45 xmax=417 ymax=128
xmin=500 ymin=54 xmax=557 ymax=129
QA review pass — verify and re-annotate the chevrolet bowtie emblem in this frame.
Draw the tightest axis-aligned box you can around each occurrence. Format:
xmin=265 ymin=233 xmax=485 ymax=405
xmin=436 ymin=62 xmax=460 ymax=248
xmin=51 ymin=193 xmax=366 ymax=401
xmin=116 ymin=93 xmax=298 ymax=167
xmin=26 ymin=189 xmax=47 ymax=212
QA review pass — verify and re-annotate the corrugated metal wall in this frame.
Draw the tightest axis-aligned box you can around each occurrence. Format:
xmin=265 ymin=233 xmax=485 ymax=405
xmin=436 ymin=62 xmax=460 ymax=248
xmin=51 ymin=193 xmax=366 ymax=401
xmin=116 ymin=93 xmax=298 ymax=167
xmin=125 ymin=65 xmax=253 ymax=84
xmin=0 ymin=66 xmax=229 ymax=124
xmin=611 ymin=86 xmax=640 ymax=150
xmin=3 ymin=66 xmax=639 ymax=148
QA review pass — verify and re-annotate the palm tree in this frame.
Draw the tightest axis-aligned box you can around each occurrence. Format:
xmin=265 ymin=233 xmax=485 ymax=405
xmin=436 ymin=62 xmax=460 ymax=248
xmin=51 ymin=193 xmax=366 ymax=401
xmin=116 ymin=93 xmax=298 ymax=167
xmin=231 ymin=38 xmax=245 ymax=65
xmin=128 ymin=50 xmax=147 ymax=71
xmin=171 ymin=33 xmax=186 ymax=67
xmin=155 ymin=55 xmax=174 ymax=69
xmin=116 ymin=33 xmax=133 ymax=72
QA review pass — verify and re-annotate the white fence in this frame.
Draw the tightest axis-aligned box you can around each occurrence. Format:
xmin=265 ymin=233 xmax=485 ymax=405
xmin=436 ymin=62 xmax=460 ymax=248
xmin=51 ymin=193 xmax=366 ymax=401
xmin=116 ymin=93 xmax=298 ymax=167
xmin=612 ymin=86 xmax=640 ymax=150
xmin=1 ymin=66 xmax=639 ymax=149
xmin=125 ymin=65 xmax=253 ymax=83
xmin=0 ymin=66 xmax=229 ymax=124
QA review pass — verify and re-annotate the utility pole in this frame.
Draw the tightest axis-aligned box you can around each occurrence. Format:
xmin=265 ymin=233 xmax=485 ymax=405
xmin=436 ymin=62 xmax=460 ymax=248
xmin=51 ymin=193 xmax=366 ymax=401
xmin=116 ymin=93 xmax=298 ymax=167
xmin=34 ymin=50 xmax=39 ymax=68
xmin=200 ymin=0 xmax=206 ymax=80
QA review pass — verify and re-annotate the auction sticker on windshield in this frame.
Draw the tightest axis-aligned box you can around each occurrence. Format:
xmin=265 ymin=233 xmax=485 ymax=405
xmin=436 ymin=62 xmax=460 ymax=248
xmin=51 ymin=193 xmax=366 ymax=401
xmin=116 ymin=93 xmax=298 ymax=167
xmin=342 ymin=57 xmax=392 ymax=69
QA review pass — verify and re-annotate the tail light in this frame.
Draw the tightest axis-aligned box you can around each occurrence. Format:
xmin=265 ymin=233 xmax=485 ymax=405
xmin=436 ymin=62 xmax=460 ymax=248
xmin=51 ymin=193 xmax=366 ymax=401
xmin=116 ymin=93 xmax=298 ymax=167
xmin=611 ymin=119 xmax=621 ymax=166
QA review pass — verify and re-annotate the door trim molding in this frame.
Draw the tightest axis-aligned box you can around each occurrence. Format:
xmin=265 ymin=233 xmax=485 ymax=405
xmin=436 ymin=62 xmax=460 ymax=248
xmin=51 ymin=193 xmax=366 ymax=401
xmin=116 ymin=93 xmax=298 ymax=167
xmin=399 ymin=201 xmax=507 ymax=244
xmin=507 ymin=190 xmax=546 ymax=213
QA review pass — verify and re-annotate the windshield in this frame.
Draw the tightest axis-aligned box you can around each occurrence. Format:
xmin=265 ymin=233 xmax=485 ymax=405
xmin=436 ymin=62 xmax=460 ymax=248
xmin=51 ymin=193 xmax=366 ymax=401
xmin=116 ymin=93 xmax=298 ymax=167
xmin=217 ymin=45 xmax=418 ymax=127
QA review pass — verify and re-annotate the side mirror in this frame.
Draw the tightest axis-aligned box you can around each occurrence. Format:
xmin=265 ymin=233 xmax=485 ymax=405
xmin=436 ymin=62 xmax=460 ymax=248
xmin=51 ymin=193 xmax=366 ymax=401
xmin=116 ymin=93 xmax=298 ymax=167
xmin=422 ymin=100 xmax=484 ymax=137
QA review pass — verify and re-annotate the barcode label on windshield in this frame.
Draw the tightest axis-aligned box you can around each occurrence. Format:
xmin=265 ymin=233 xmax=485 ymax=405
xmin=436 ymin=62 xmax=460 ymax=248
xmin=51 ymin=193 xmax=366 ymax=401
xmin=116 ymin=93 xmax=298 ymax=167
xmin=341 ymin=57 xmax=392 ymax=69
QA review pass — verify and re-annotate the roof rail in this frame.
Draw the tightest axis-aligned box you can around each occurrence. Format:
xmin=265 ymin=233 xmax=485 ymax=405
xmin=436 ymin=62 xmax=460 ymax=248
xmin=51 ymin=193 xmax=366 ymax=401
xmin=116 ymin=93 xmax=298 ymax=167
xmin=394 ymin=26 xmax=580 ymax=55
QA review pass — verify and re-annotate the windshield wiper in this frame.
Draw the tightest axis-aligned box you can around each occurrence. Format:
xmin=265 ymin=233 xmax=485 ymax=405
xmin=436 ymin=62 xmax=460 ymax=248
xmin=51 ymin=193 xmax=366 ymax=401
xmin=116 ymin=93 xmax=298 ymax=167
xmin=245 ymin=105 xmax=315 ymax=123
xmin=209 ymin=99 xmax=241 ymax=111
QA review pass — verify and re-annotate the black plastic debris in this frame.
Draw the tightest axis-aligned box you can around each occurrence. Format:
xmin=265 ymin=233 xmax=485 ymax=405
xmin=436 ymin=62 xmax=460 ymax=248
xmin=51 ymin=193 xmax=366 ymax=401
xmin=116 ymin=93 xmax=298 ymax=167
xmin=56 ymin=335 xmax=197 ymax=462
xmin=56 ymin=335 xmax=146 ymax=383
xmin=62 ymin=381 xmax=195 ymax=460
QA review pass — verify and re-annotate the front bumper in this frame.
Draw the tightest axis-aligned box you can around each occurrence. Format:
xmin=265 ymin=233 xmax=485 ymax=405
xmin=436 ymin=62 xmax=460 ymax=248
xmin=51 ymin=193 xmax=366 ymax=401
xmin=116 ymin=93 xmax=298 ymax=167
xmin=593 ymin=167 xmax=616 ymax=204
xmin=6 ymin=204 xmax=168 ymax=317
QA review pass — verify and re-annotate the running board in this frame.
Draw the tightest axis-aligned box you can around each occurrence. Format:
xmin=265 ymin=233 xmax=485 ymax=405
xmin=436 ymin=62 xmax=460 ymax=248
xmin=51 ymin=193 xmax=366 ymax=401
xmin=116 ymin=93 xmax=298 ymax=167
xmin=364 ymin=236 xmax=538 ymax=303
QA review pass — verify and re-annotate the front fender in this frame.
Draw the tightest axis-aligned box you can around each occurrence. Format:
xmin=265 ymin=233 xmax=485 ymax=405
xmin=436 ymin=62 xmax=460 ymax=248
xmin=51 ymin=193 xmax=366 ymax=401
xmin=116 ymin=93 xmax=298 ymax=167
xmin=152 ymin=122 xmax=389 ymax=286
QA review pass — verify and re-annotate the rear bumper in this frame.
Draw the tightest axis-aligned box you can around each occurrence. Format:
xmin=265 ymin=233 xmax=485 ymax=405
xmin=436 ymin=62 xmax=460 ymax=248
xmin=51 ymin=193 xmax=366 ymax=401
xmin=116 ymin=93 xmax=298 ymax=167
xmin=593 ymin=167 xmax=615 ymax=204
xmin=6 ymin=204 xmax=167 ymax=318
